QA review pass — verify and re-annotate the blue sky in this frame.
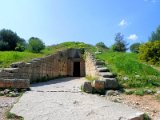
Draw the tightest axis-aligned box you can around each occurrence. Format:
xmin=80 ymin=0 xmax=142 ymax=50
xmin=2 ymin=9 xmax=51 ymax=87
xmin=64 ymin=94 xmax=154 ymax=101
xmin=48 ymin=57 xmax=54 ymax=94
xmin=0 ymin=0 xmax=160 ymax=47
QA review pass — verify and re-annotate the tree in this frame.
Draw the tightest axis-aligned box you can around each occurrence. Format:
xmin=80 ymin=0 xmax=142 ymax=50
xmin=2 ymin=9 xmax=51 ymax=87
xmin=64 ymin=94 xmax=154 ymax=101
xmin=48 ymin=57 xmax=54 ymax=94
xmin=28 ymin=37 xmax=45 ymax=53
xmin=112 ymin=32 xmax=128 ymax=52
xmin=139 ymin=41 xmax=160 ymax=65
xmin=130 ymin=43 xmax=141 ymax=53
xmin=96 ymin=42 xmax=107 ymax=49
xmin=0 ymin=29 xmax=26 ymax=51
xmin=149 ymin=25 xmax=160 ymax=42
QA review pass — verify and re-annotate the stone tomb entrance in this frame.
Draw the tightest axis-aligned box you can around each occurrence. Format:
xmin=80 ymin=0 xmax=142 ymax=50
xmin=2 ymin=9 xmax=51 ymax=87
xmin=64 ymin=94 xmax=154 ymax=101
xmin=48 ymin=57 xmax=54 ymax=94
xmin=73 ymin=62 xmax=80 ymax=77
xmin=67 ymin=49 xmax=85 ymax=77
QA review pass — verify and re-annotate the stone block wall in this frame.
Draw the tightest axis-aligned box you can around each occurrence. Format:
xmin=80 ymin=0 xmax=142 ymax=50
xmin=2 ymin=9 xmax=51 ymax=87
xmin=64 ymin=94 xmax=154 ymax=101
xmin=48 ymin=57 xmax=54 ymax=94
xmin=0 ymin=49 xmax=85 ymax=88
xmin=85 ymin=52 xmax=99 ymax=78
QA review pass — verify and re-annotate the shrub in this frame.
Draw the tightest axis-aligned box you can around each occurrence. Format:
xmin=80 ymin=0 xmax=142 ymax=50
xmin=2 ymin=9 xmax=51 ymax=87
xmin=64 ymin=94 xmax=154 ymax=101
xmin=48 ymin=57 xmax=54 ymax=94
xmin=15 ymin=43 xmax=25 ymax=52
xmin=130 ymin=43 xmax=141 ymax=53
xmin=96 ymin=42 xmax=107 ymax=48
xmin=0 ymin=29 xmax=26 ymax=51
xmin=134 ymin=89 xmax=145 ymax=96
xmin=138 ymin=41 xmax=160 ymax=65
xmin=28 ymin=37 xmax=45 ymax=53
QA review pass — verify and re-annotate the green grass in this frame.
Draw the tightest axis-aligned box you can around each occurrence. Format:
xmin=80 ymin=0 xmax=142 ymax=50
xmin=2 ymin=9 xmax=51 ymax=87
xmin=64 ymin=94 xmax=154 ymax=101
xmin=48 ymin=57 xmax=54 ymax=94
xmin=96 ymin=51 xmax=160 ymax=89
xmin=0 ymin=51 xmax=44 ymax=68
xmin=85 ymin=75 xmax=98 ymax=81
xmin=0 ymin=42 xmax=96 ymax=68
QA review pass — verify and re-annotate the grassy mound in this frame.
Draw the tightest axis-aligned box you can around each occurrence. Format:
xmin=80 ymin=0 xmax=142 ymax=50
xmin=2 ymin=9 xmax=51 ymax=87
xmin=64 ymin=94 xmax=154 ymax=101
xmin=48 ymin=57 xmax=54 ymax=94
xmin=96 ymin=51 xmax=160 ymax=89
xmin=0 ymin=42 xmax=96 ymax=68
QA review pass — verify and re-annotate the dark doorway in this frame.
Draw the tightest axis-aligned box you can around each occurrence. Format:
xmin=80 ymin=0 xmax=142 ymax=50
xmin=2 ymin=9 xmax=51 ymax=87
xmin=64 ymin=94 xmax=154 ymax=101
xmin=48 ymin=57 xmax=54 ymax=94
xmin=73 ymin=62 xmax=80 ymax=77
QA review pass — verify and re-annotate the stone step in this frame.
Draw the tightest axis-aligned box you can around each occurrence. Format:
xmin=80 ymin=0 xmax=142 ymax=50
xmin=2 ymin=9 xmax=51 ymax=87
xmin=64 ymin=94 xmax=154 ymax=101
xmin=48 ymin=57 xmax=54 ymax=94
xmin=0 ymin=79 xmax=30 ymax=88
xmin=95 ymin=61 xmax=105 ymax=65
xmin=97 ymin=67 xmax=109 ymax=72
xmin=102 ymin=78 xmax=118 ymax=89
xmin=96 ymin=65 xmax=105 ymax=68
xmin=99 ymin=72 xmax=114 ymax=78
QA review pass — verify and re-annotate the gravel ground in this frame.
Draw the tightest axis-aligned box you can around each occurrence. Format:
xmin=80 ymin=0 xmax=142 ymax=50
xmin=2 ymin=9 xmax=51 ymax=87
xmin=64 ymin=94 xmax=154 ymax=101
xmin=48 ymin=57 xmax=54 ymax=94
xmin=106 ymin=94 xmax=160 ymax=120
xmin=0 ymin=96 xmax=18 ymax=120
xmin=10 ymin=77 xmax=144 ymax=120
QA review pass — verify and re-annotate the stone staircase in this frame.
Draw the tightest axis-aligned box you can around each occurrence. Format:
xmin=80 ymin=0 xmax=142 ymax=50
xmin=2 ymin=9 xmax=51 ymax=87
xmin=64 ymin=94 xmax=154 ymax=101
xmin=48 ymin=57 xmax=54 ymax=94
xmin=95 ymin=60 xmax=118 ymax=89
xmin=82 ymin=53 xmax=119 ymax=94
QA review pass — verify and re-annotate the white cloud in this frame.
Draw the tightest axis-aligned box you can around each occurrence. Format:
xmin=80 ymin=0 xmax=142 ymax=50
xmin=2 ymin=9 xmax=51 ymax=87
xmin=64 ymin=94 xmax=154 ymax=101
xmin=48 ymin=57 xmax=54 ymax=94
xmin=127 ymin=34 xmax=138 ymax=41
xmin=118 ymin=19 xmax=127 ymax=27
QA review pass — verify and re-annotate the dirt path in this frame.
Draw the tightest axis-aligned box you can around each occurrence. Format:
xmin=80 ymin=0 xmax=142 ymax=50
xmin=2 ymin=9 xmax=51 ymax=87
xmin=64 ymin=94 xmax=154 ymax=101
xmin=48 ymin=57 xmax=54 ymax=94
xmin=0 ymin=96 xmax=18 ymax=120
xmin=10 ymin=77 xmax=144 ymax=120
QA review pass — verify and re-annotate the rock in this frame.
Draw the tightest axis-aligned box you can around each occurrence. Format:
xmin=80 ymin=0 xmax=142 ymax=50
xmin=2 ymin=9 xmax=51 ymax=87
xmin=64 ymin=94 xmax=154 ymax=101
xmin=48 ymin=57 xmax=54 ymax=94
xmin=95 ymin=61 xmax=105 ymax=65
xmin=96 ymin=65 xmax=104 ymax=68
xmin=7 ymin=91 xmax=19 ymax=97
xmin=4 ymin=89 xmax=11 ymax=94
xmin=128 ymin=112 xmax=144 ymax=120
xmin=2 ymin=68 xmax=19 ymax=73
xmin=144 ymin=89 xmax=154 ymax=95
xmin=95 ymin=51 xmax=102 ymax=54
xmin=92 ymin=80 xmax=105 ymax=91
xmin=157 ymin=90 xmax=160 ymax=94
xmin=0 ymin=79 xmax=30 ymax=88
xmin=113 ymin=98 xmax=122 ymax=103
xmin=0 ymin=91 xmax=5 ymax=96
xmin=123 ymin=76 xmax=129 ymax=81
xmin=81 ymin=81 xmax=92 ymax=93
xmin=99 ymin=72 xmax=113 ymax=78
xmin=106 ymin=90 xmax=119 ymax=96
xmin=97 ymin=67 xmax=109 ymax=72
xmin=103 ymin=78 xmax=118 ymax=89
xmin=10 ymin=62 xmax=26 ymax=68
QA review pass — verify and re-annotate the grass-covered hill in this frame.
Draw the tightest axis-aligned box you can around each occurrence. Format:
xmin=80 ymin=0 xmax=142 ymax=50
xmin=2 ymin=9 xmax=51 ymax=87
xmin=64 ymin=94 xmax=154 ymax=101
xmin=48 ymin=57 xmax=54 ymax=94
xmin=0 ymin=41 xmax=160 ymax=93
xmin=0 ymin=42 xmax=96 ymax=68
xmin=96 ymin=51 xmax=160 ymax=95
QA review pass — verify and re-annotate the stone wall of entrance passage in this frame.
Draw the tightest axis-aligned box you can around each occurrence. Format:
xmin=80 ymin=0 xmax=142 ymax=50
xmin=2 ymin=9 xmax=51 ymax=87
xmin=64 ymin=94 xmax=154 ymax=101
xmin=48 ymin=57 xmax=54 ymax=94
xmin=0 ymin=49 xmax=85 ymax=88
xmin=85 ymin=52 xmax=99 ymax=78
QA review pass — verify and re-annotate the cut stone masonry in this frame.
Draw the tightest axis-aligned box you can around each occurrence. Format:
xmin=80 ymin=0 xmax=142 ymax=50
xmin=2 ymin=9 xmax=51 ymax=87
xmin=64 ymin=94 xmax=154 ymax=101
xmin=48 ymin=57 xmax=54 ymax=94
xmin=0 ymin=49 xmax=118 ymax=90
xmin=0 ymin=48 xmax=85 ymax=88
xmin=84 ymin=52 xmax=118 ymax=93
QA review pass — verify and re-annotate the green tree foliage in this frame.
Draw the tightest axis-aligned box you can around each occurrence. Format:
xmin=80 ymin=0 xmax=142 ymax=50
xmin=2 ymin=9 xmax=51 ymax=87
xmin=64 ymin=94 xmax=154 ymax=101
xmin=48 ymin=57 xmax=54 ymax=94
xmin=112 ymin=32 xmax=128 ymax=52
xmin=96 ymin=42 xmax=107 ymax=49
xmin=130 ymin=43 xmax=141 ymax=53
xmin=28 ymin=37 xmax=45 ymax=53
xmin=0 ymin=29 xmax=26 ymax=51
xmin=139 ymin=41 xmax=160 ymax=65
xmin=149 ymin=25 xmax=160 ymax=42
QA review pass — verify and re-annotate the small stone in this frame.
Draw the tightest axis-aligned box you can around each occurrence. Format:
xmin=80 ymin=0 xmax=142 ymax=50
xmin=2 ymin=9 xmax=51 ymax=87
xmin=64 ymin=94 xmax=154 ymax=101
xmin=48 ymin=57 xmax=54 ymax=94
xmin=4 ymin=89 xmax=10 ymax=94
xmin=92 ymin=80 xmax=105 ymax=91
xmin=153 ymin=110 xmax=157 ymax=113
xmin=144 ymin=89 xmax=154 ymax=94
xmin=103 ymin=78 xmax=118 ymax=89
xmin=99 ymin=72 xmax=113 ymax=78
xmin=128 ymin=112 xmax=145 ymax=120
xmin=0 ymin=91 xmax=5 ymax=96
xmin=106 ymin=90 xmax=119 ymax=96
xmin=123 ymin=77 xmax=129 ymax=81
xmin=81 ymin=81 xmax=92 ymax=93
xmin=73 ymin=100 xmax=79 ymax=104
xmin=7 ymin=91 xmax=19 ymax=97
xmin=156 ymin=90 xmax=160 ymax=94
xmin=135 ymin=102 xmax=140 ymax=105
xmin=113 ymin=99 xmax=121 ymax=103
xmin=97 ymin=67 xmax=109 ymax=72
